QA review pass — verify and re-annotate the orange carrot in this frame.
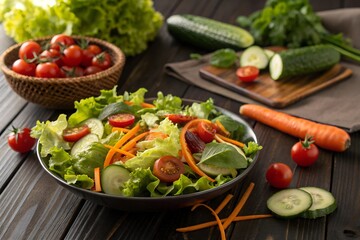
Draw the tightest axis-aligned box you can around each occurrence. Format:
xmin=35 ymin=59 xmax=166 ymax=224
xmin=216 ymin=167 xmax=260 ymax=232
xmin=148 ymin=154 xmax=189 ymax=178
xmin=215 ymin=120 xmax=230 ymax=136
xmin=215 ymin=134 xmax=245 ymax=148
xmin=121 ymin=131 xmax=149 ymax=151
xmin=215 ymin=194 xmax=234 ymax=214
xmin=191 ymin=204 xmax=226 ymax=240
xmin=140 ymin=102 xmax=155 ymax=108
xmin=239 ymin=104 xmax=351 ymax=152
xmin=176 ymin=214 xmax=272 ymax=232
xmin=104 ymin=123 xmax=140 ymax=167
xmin=103 ymin=144 xmax=135 ymax=157
xmin=112 ymin=127 xmax=130 ymax=133
xmin=222 ymin=182 xmax=255 ymax=229
xmin=94 ymin=167 xmax=102 ymax=192
xmin=180 ymin=119 xmax=215 ymax=182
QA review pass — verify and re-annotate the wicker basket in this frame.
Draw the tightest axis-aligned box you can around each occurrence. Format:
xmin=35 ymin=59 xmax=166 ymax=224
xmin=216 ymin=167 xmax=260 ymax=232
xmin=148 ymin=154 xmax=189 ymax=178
xmin=0 ymin=36 xmax=126 ymax=109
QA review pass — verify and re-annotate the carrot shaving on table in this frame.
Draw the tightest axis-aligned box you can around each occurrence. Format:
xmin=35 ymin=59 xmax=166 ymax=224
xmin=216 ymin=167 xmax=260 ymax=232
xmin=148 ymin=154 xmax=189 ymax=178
xmin=215 ymin=134 xmax=245 ymax=148
xmin=93 ymin=167 xmax=101 ymax=192
xmin=215 ymin=194 xmax=234 ymax=214
xmin=191 ymin=203 xmax=226 ymax=240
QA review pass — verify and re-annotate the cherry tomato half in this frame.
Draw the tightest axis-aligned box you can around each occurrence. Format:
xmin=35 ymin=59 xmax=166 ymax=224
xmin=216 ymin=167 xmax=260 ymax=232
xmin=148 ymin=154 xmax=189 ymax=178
xmin=166 ymin=114 xmax=196 ymax=125
xmin=18 ymin=41 xmax=41 ymax=61
xmin=266 ymin=163 xmax=293 ymax=189
xmin=197 ymin=121 xmax=216 ymax=143
xmin=7 ymin=127 xmax=36 ymax=153
xmin=291 ymin=136 xmax=319 ymax=167
xmin=12 ymin=59 xmax=36 ymax=76
xmin=62 ymin=125 xmax=91 ymax=142
xmin=108 ymin=113 xmax=135 ymax=128
xmin=236 ymin=66 xmax=259 ymax=82
xmin=153 ymin=155 xmax=185 ymax=183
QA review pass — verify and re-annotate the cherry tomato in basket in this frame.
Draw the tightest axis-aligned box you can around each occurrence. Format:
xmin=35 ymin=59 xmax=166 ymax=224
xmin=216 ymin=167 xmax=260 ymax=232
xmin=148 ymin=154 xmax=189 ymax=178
xmin=266 ymin=163 xmax=293 ymax=189
xmin=87 ymin=44 xmax=102 ymax=55
xmin=35 ymin=62 xmax=61 ymax=78
xmin=236 ymin=66 xmax=259 ymax=82
xmin=84 ymin=65 xmax=103 ymax=75
xmin=197 ymin=121 xmax=216 ymax=143
xmin=166 ymin=114 xmax=196 ymax=125
xmin=92 ymin=52 xmax=112 ymax=70
xmin=291 ymin=136 xmax=319 ymax=167
xmin=81 ymin=48 xmax=95 ymax=67
xmin=60 ymin=66 xmax=84 ymax=78
xmin=7 ymin=127 xmax=36 ymax=153
xmin=39 ymin=49 xmax=63 ymax=66
xmin=108 ymin=113 xmax=135 ymax=128
xmin=50 ymin=34 xmax=75 ymax=51
xmin=12 ymin=59 xmax=36 ymax=76
xmin=62 ymin=125 xmax=91 ymax=142
xmin=18 ymin=41 xmax=41 ymax=61
xmin=62 ymin=45 xmax=83 ymax=67
xmin=153 ymin=155 xmax=185 ymax=183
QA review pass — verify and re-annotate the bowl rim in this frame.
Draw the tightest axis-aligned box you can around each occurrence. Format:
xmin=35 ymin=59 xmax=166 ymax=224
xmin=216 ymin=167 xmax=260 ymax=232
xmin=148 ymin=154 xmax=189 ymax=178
xmin=0 ymin=35 xmax=126 ymax=82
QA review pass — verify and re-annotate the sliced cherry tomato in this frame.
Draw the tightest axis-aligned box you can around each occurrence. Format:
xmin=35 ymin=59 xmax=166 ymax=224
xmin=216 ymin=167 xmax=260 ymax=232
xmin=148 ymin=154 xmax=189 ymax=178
xmin=108 ymin=113 xmax=135 ymax=128
xmin=153 ymin=156 xmax=185 ymax=183
xmin=50 ymin=34 xmax=75 ymax=51
xmin=62 ymin=125 xmax=91 ymax=142
xmin=236 ymin=66 xmax=259 ymax=82
xmin=12 ymin=59 xmax=36 ymax=76
xmin=92 ymin=52 xmax=112 ymax=70
xmin=18 ymin=41 xmax=41 ymax=61
xmin=7 ymin=127 xmax=36 ymax=153
xmin=84 ymin=65 xmax=103 ymax=75
xmin=196 ymin=121 xmax=216 ymax=143
xmin=62 ymin=45 xmax=83 ymax=67
xmin=166 ymin=114 xmax=196 ymax=125
xmin=266 ymin=163 xmax=293 ymax=189
xmin=291 ymin=136 xmax=319 ymax=167
xmin=35 ymin=62 xmax=61 ymax=78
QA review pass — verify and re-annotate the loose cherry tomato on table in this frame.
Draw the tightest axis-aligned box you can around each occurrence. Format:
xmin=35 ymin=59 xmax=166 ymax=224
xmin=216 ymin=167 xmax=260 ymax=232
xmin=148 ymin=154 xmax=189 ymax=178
xmin=50 ymin=34 xmax=75 ymax=51
xmin=266 ymin=163 xmax=293 ymax=189
xmin=7 ymin=127 xmax=36 ymax=153
xmin=35 ymin=62 xmax=61 ymax=78
xmin=62 ymin=45 xmax=83 ymax=67
xmin=291 ymin=136 xmax=319 ymax=167
xmin=12 ymin=59 xmax=36 ymax=76
xmin=92 ymin=52 xmax=112 ymax=70
xmin=166 ymin=114 xmax=196 ymax=125
xmin=18 ymin=41 xmax=41 ymax=61
xmin=236 ymin=66 xmax=259 ymax=82
xmin=62 ymin=125 xmax=91 ymax=142
xmin=108 ymin=113 xmax=135 ymax=128
xmin=153 ymin=155 xmax=185 ymax=183
xmin=197 ymin=121 xmax=216 ymax=143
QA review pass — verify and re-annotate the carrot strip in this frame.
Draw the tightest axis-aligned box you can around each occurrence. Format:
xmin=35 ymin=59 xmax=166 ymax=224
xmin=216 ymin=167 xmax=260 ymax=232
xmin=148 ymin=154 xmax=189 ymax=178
xmin=176 ymin=214 xmax=272 ymax=232
xmin=180 ymin=119 xmax=215 ymax=182
xmin=215 ymin=194 xmax=234 ymax=214
xmin=141 ymin=102 xmax=155 ymax=108
xmin=239 ymin=104 xmax=351 ymax=152
xmin=191 ymin=204 xmax=226 ymax=240
xmin=104 ymin=123 xmax=140 ymax=167
xmin=103 ymin=144 xmax=135 ymax=157
xmin=121 ymin=131 xmax=149 ymax=151
xmin=94 ymin=167 xmax=102 ymax=192
xmin=112 ymin=127 xmax=130 ymax=133
xmin=215 ymin=120 xmax=230 ymax=136
xmin=215 ymin=134 xmax=245 ymax=148
xmin=222 ymin=182 xmax=255 ymax=229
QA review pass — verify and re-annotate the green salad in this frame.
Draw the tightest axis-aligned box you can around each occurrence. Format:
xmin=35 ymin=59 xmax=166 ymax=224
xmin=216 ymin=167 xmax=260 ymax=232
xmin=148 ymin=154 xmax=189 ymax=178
xmin=31 ymin=87 xmax=262 ymax=197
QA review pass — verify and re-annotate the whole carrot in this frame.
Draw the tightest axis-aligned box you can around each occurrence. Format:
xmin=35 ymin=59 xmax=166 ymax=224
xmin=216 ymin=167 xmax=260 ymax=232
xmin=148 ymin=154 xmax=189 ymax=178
xmin=239 ymin=104 xmax=350 ymax=152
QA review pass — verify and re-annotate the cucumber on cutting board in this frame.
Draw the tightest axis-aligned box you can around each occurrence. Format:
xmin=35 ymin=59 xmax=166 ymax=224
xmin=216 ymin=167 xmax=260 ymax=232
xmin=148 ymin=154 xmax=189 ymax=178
xmin=300 ymin=187 xmax=337 ymax=219
xmin=167 ymin=14 xmax=254 ymax=51
xmin=240 ymin=45 xmax=269 ymax=69
xmin=269 ymin=44 xmax=340 ymax=80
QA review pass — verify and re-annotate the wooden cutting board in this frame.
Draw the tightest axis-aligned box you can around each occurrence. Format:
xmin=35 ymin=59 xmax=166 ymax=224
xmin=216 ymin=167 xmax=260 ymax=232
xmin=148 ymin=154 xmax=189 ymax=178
xmin=199 ymin=64 xmax=352 ymax=108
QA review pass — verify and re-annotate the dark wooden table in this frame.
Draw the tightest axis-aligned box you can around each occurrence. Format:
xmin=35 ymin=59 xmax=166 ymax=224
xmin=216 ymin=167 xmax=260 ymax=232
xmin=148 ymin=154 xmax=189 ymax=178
xmin=1 ymin=1 xmax=360 ymax=239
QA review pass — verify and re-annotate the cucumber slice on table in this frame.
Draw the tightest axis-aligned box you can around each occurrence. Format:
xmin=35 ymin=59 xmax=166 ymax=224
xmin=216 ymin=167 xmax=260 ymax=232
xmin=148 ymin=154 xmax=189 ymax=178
xmin=80 ymin=118 xmax=104 ymax=138
xmin=300 ymin=187 xmax=337 ymax=219
xmin=101 ymin=165 xmax=131 ymax=195
xmin=240 ymin=45 xmax=269 ymax=69
xmin=267 ymin=188 xmax=313 ymax=218
xmin=71 ymin=133 xmax=99 ymax=156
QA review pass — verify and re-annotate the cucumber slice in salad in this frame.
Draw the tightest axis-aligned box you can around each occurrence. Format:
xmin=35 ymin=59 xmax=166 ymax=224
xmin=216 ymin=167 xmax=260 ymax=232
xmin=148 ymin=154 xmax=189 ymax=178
xmin=80 ymin=118 xmax=104 ymax=138
xmin=198 ymin=163 xmax=237 ymax=177
xmin=267 ymin=188 xmax=313 ymax=218
xmin=71 ymin=133 xmax=99 ymax=156
xmin=300 ymin=187 xmax=337 ymax=219
xmin=101 ymin=165 xmax=131 ymax=195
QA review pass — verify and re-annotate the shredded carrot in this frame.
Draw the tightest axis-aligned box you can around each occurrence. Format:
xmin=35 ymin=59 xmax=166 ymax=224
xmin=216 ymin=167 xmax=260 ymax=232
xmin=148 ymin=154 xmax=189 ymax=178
xmin=141 ymin=102 xmax=155 ymax=108
xmin=104 ymin=123 xmax=140 ymax=167
xmin=103 ymin=144 xmax=135 ymax=157
xmin=121 ymin=131 xmax=149 ymax=151
xmin=215 ymin=134 xmax=245 ymax=148
xmin=112 ymin=127 xmax=130 ymax=133
xmin=180 ymin=119 xmax=215 ymax=182
xmin=191 ymin=203 xmax=226 ymax=240
xmin=215 ymin=120 xmax=230 ymax=136
xmin=176 ymin=214 xmax=272 ymax=232
xmin=145 ymin=131 xmax=168 ymax=141
xmin=222 ymin=182 xmax=255 ymax=229
xmin=93 ymin=167 xmax=101 ymax=192
xmin=215 ymin=194 xmax=234 ymax=214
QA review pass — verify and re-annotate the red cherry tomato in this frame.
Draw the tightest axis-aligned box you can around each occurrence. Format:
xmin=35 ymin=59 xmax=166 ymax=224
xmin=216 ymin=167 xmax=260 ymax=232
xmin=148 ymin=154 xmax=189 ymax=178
xmin=50 ymin=34 xmax=75 ymax=51
xmin=62 ymin=125 xmax=91 ymax=142
xmin=266 ymin=163 xmax=293 ymax=189
xmin=197 ymin=121 xmax=216 ymax=143
xmin=153 ymin=155 xmax=185 ymax=183
xmin=84 ymin=65 xmax=103 ymax=75
xmin=35 ymin=62 xmax=61 ymax=78
xmin=62 ymin=45 xmax=83 ymax=67
xmin=39 ymin=49 xmax=63 ymax=66
xmin=236 ymin=66 xmax=259 ymax=82
xmin=12 ymin=59 xmax=36 ymax=76
xmin=87 ymin=44 xmax=102 ymax=55
xmin=18 ymin=41 xmax=41 ymax=61
xmin=81 ymin=48 xmax=95 ymax=67
xmin=7 ymin=127 xmax=36 ymax=153
xmin=60 ymin=66 xmax=84 ymax=78
xmin=291 ymin=136 xmax=319 ymax=167
xmin=166 ymin=114 xmax=196 ymax=125
xmin=92 ymin=52 xmax=112 ymax=70
xmin=108 ymin=113 xmax=135 ymax=128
